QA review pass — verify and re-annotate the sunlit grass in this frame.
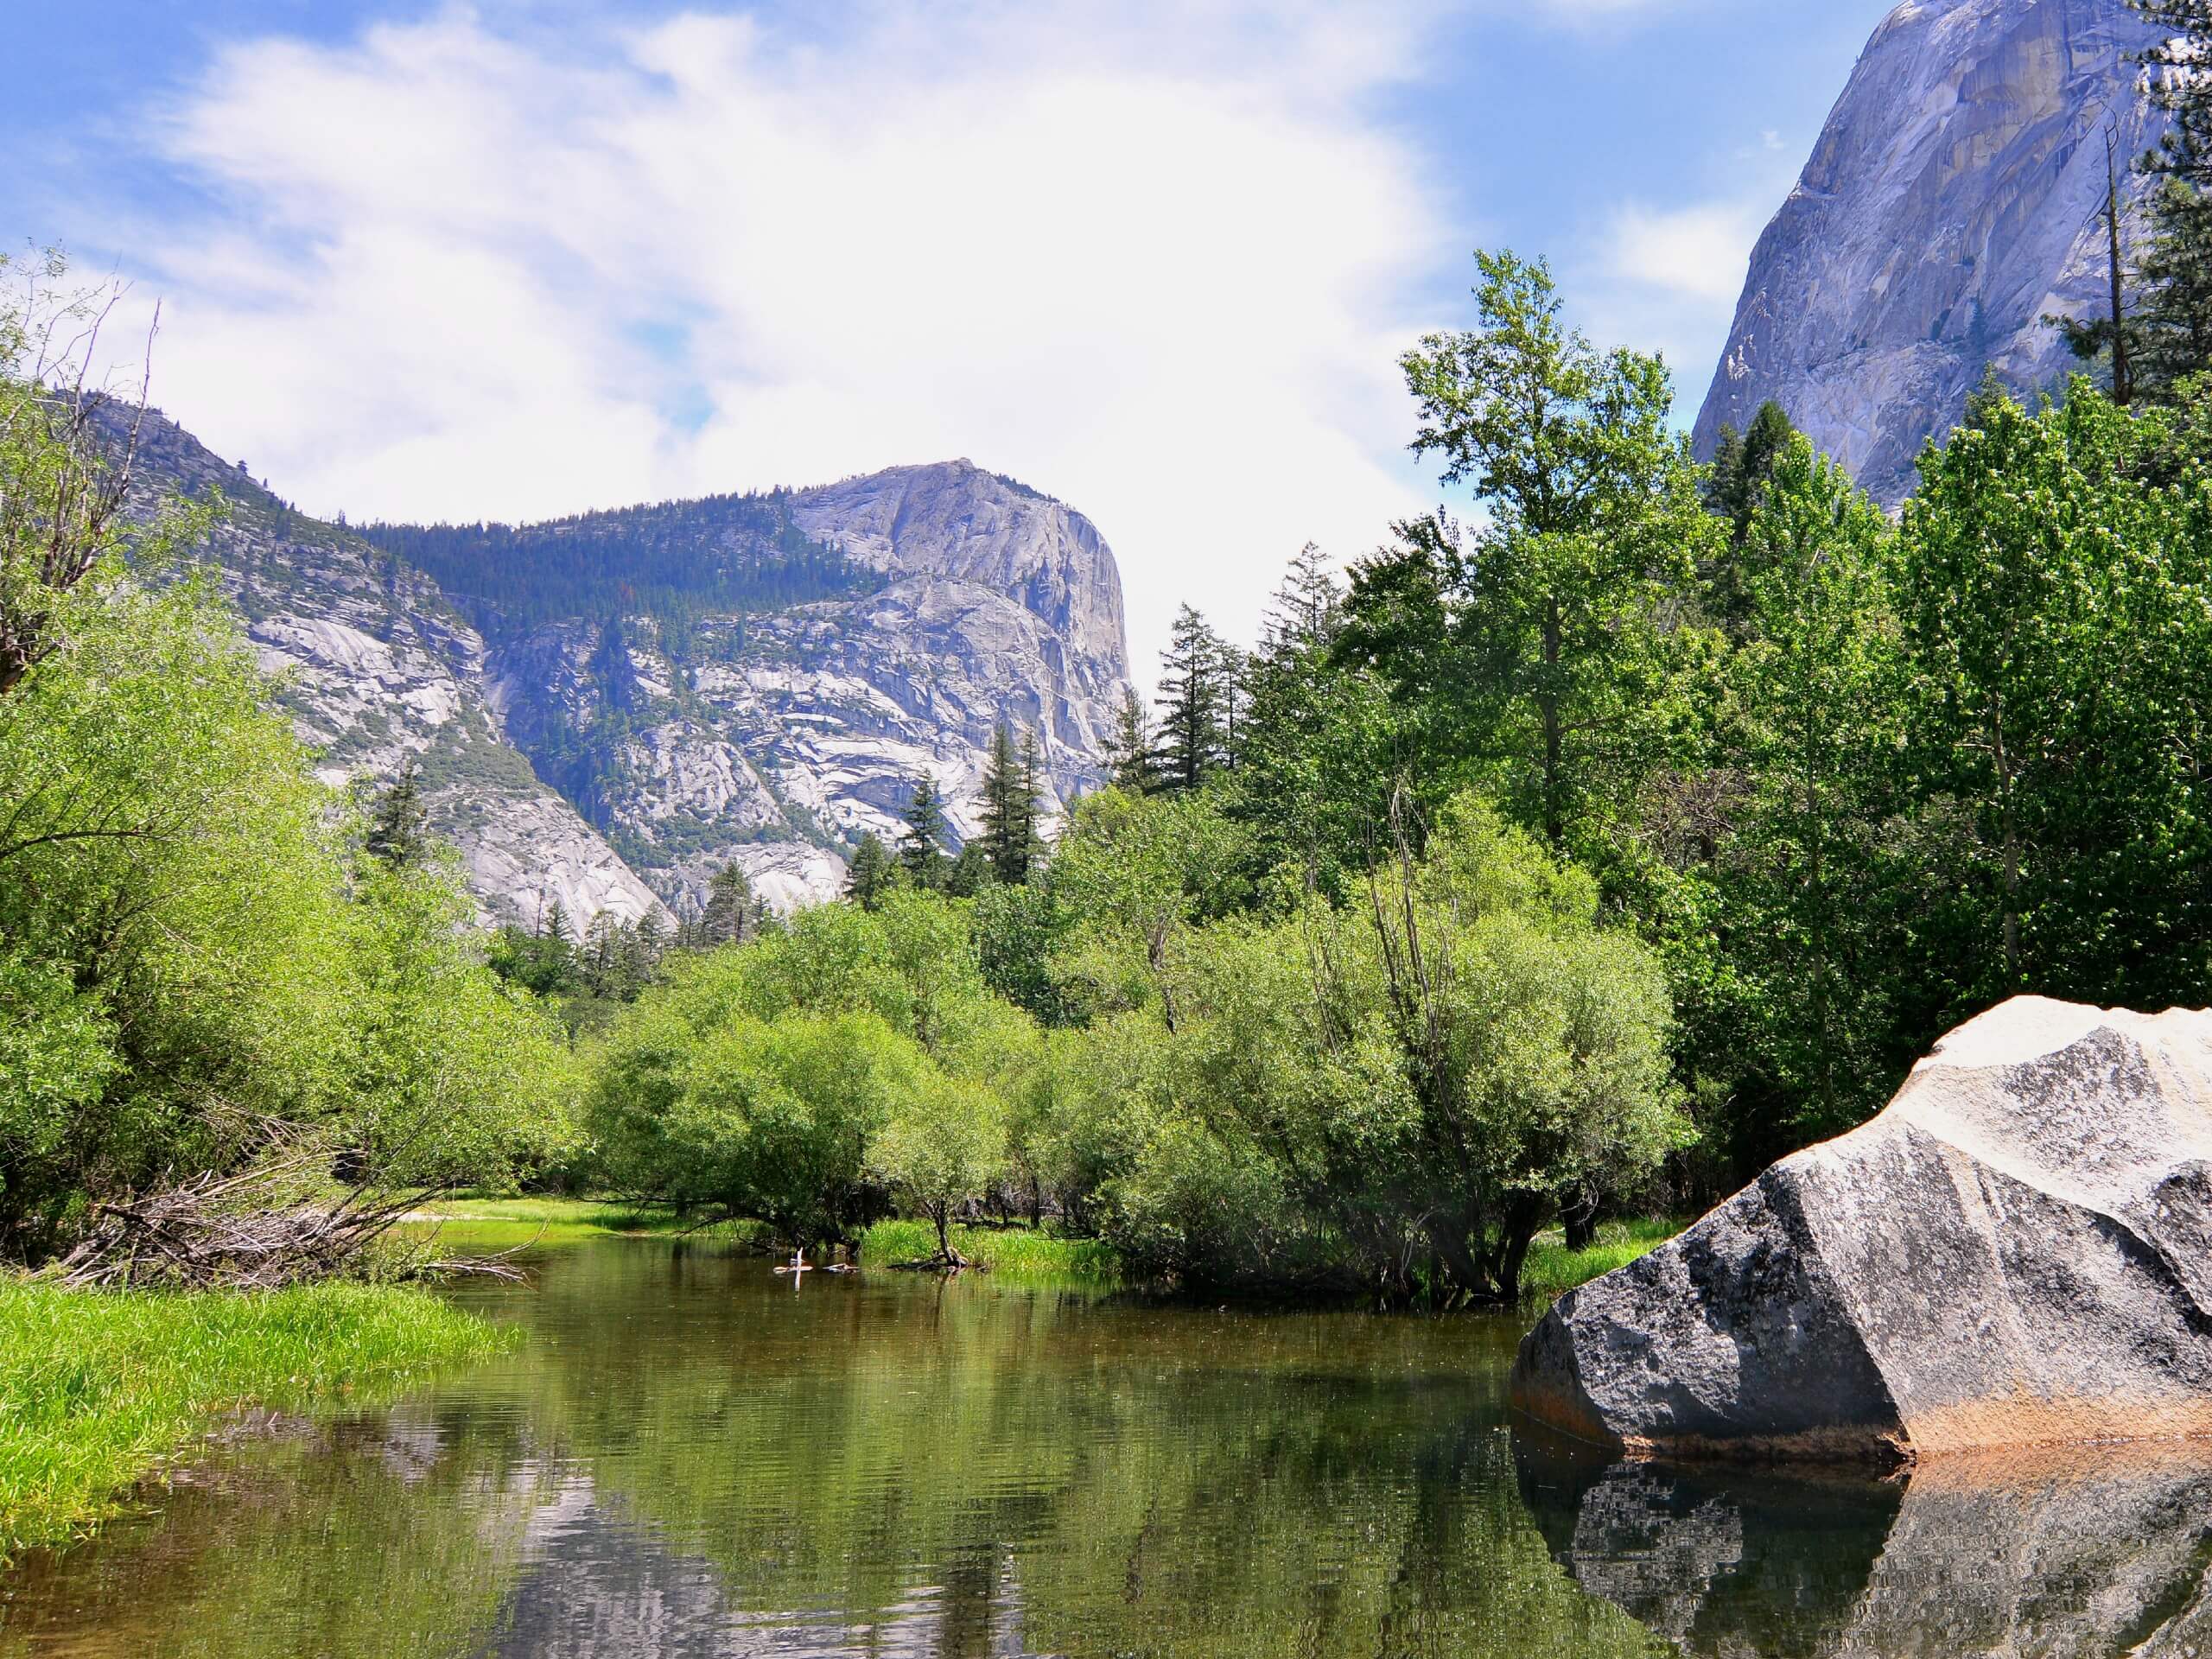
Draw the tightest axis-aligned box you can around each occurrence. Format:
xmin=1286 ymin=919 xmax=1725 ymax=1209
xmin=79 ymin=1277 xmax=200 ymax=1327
xmin=1518 ymin=1217 xmax=1682 ymax=1305
xmin=0 ymin=1281 xmax=509 ymax=1560
xmin=858 ymin=1219 xmax=1121 ymax=1281
xmin=398 ymin=1195 xmax=756 ymax=1251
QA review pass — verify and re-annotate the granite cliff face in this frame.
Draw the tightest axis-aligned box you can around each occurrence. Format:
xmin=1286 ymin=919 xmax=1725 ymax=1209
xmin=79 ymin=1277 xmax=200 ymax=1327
xmin=1694 ymin=0 xmax=2158 ymax=504
xmin=133 ymin=412 xmax=1131 ymax=924
xmin=464 ymin=461 xmax=1129 ymax=914
xmin=128 ymin=409 xmax=667 ymax=929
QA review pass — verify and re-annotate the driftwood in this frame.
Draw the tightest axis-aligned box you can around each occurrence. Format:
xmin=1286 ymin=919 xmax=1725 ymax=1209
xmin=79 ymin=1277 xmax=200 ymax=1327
xmin=43 ymin=1154 xmax=523 ymax=1289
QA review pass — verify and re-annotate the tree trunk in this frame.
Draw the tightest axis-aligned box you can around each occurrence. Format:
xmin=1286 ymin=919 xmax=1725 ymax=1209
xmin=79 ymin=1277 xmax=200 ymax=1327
xmin=1560 ymin=1185 xmax=1600 ymax=1253
xmin=1993 ymin=696 xmax=2022 ymax=984
xmin=1541 ymin=597 xmax=1564 ymax=847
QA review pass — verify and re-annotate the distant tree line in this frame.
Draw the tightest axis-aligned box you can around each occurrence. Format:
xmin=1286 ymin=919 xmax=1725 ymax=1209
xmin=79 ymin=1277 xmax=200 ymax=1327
xmin=359 ymin=499 xmax=884 ymax=645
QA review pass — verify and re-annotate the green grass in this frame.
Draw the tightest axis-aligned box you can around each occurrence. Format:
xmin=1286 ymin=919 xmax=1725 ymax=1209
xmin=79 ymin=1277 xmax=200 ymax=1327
xmin=0 ymin=1281 xmax=510 ymax=1560
xmin=399 ymin=1195 xmax=756 ymax=1251
xmin=1519 ymin=1217 xmax=1682 ymax=1304
xmin=857 ymin=1220 xmax=1121 ymax=1281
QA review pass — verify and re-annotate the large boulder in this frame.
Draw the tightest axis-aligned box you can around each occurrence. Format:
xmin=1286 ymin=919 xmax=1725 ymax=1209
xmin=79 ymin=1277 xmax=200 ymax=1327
xmin=1512 ymin=997 xmax=2212 ymax=1463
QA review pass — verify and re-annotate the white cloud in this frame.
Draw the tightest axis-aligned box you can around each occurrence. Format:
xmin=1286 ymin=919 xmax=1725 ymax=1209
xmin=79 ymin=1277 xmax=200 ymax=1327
xmin=1572 ymin=182 xmax=1787 ymax=422
xmin=113 ymin=1 xmax=1454 ymax=687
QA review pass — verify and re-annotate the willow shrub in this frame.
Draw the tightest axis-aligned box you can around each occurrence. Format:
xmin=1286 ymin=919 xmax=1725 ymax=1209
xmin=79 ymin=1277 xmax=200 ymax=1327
xmin=1054 ymin=795 xmax=1684 ymax=1301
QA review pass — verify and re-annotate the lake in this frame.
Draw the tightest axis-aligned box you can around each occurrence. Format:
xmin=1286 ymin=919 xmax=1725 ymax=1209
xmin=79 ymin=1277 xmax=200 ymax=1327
xmin=3 ymin=1237 xmax=2209 ymax=1657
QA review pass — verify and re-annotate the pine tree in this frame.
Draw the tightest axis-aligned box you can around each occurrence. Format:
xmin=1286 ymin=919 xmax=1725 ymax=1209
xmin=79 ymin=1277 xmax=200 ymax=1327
xmin=979 ymin=722 xmax=1046 ymax=884
xmin=541 ymin=898 xmax=574 ymax=945
xmin=1701 ymin=400 xmax=1800 ymax=629
xmin=979 ymin=723 xmax=1019 ymax=880
xmin=364 ymin=760 xmax=432 ymax=871
xmin=1107 ymin=687 xmax=1157 ymax=794
xmin=946 ymin=841 xmax=995 ymax=898
xmin=899 ymin=779 xmax=950 ymax=889
xmin=1702 ymin=401 xmax=1796 ymax=544
xmin=2120 ymin=3 xmax=2212 ymax=397
xmin=700 ymin=862 xmax=755 ymax=947
xmin=845 ymin=833 xmax=895 ymax=911
xmin=1015 ymin=730 xmax=1047 ymax=877
xmin=1151 ymin=604 xmax=1230 ymax=794
xmin=1264 ymin=543 xmax=1342 ymax=652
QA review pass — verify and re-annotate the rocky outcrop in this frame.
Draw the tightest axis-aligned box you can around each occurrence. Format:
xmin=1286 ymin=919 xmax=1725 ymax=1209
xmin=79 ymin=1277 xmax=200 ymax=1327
xmin=125 ymin=408 xmax=668 ymax=928
xmin=1512 ymin=996 xmax=2212 ymax=1463
xmin=1519 ymin=1434 xmax=2212 ymax=1656
xmin=474 ymin=460 xmax=1131 ymax=915
xmin=1694 ymin=0 xmax=2159 ymax=505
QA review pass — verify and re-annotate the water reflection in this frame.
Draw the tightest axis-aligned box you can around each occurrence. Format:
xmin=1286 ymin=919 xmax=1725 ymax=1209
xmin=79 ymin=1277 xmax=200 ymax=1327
xmin=1517 ymin=1430 xmax=2212 ymax=1657
xmin=0 ymin=1241 xmax=1662 ymax=1659
xmin=16 ymin=1243 xmax=2212 ymax=1656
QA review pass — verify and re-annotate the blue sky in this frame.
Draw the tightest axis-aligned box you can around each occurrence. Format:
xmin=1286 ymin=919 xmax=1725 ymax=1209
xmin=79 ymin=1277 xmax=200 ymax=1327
xmin=7 ymin=0 xmax=1896 ymax=674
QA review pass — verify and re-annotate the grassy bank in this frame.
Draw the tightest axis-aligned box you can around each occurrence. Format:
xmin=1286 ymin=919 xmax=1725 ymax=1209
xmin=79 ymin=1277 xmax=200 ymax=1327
xmin=401 ymin=1196 xmax=757 ymax=1251
xmin=1519 ymin=1218 xmax=1681 ymax=1304
xmin=857 ymin=1220 xmax=1121 ymax=1280
xmin=405 ymin=1198 xmax=1673 ymax=1300
xmin=0 ymin=1282 xmax=509 ymax=1559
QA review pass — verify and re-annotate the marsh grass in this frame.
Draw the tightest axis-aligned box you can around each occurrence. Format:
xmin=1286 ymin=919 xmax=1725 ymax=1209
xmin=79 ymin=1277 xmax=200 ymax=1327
xmin=1518 ymin=1217 xmax=1681 ymax=1305
xmin=0 ymin=1281 xmax=508 ymax=1559
xmin=858 ymin=1220 xmax=1120 ymax=1281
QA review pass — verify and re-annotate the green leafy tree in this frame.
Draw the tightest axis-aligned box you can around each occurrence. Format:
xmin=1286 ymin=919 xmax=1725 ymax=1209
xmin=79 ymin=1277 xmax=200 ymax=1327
xmin=1895 ymin=380 xmax=2212 ymax=1014
xmin=1382 ymin=250 xmax=1720 ymax=861
xmin=0 ymin=251 xmax=205 ymax=697
xmin=1047 ymin=787 xmax=1249 ymax=1025
xmin=1719 ymin=437 xmax=1907 ymax=1143
xmin=589 ymin=1006 xmax=912 ymax=1249
xmin=871 ymin=1075 xmax=1007 ymax=1266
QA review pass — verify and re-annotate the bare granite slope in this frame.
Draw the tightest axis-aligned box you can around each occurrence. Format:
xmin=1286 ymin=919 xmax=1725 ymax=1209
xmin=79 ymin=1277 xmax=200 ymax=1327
xmin=1694 ymin=0 xmax=2159 ymax=504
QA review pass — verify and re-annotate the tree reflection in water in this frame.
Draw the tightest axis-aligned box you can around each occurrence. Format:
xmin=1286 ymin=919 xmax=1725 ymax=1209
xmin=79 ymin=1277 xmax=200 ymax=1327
xmin=32 ymin=1241 xmax=2212 ymax=1658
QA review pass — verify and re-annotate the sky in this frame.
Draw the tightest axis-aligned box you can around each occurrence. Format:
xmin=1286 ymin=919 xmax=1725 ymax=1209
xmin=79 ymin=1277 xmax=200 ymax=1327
xmin=5 ymin=0 xmax=1897 ymax=683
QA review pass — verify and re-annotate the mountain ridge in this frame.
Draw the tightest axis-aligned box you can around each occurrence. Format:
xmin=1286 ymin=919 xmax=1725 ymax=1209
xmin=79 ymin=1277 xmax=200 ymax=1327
xmin=121 ymin=410 xmax=1132 ymax=924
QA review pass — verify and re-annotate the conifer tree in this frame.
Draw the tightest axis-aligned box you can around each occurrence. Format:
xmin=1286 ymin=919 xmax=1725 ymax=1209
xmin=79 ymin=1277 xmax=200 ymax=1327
xmin=2098 ymin=3 xmax=2212 ymax=398
xmin=1151 ymin=604 xmax=1230 ymax=794
xmin=1015 ymin=730 xmax=1047 ymax=876
xmin=946 ymin=841 xmax=995 ymax=898
xmin=844 ymin=833 xmax=894 ymax=911
xmin=1702 ymin=402 xmax=1797 ymax=544
xmin=364 ymin=760 xmax=432 ymax=872
xmin=1107 ymin=688 xmax=1157 ymax=794
xmin=700 ymin=862 xmax=755 ymax=947
xmin=979 ymin=722 xmax=1046 ymax=884
xmin=1266 ymin=543 xmax=1341 ymax=651
xmin=899 ymin=778 xmax=950 ymax=889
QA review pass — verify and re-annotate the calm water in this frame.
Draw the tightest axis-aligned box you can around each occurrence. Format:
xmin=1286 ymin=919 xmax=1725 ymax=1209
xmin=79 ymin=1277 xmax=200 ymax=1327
xmin=3 ymin=1239 xmax=2210 ymax=1657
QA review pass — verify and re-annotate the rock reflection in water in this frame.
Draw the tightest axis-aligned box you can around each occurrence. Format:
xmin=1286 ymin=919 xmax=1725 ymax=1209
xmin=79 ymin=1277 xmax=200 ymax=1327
xmin=479 ymin=1477 xmax=1034 ymax=1659
xmin=1516 ymin=1431 xmax=2212 ymax=1657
